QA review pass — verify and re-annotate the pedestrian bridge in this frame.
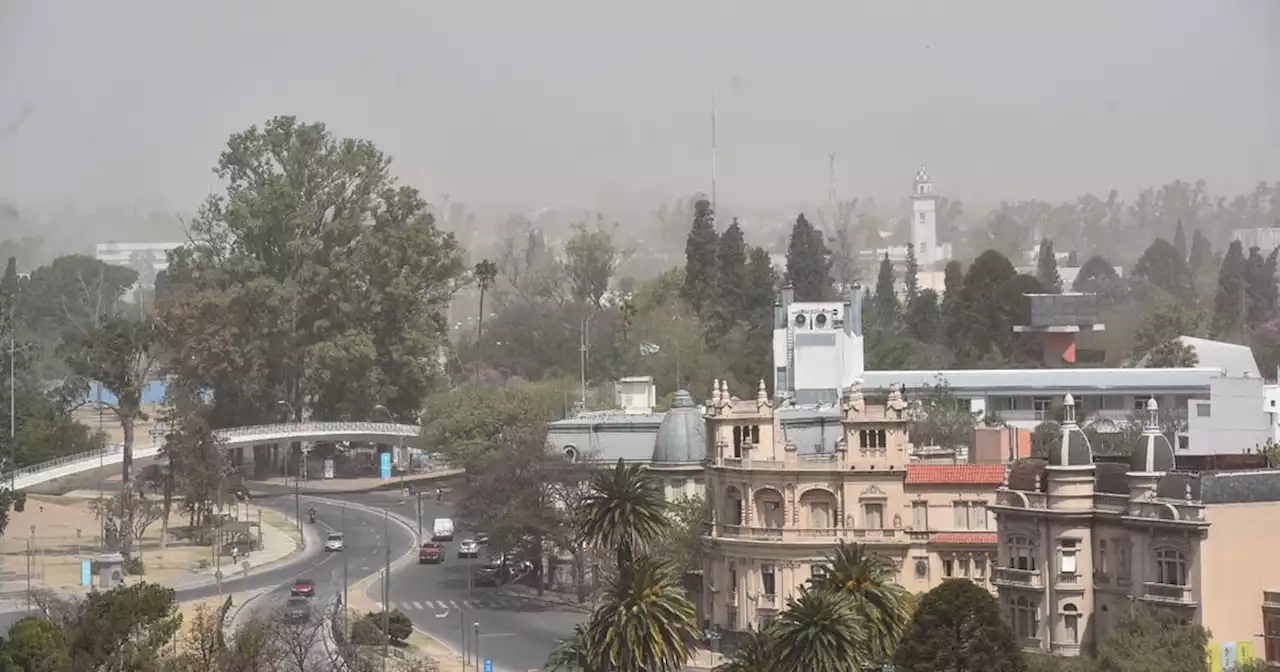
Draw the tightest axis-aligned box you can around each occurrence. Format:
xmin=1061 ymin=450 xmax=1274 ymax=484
xmin=6 ymin=421 xmax=423 ymax=491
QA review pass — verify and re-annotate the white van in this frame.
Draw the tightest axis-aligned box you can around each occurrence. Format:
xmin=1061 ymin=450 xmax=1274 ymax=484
xmin=432 ymin=518 xmax=455 ymax=541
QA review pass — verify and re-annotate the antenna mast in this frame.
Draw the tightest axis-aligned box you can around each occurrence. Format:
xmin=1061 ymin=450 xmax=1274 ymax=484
xmin=828 ymin=152 xmax=837 ymax=212
xmin=711 ymin=94 xmax=718 ymax=214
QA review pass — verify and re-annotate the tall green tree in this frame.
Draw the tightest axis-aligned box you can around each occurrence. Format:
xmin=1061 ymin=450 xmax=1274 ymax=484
xmin=1035 ymin=238 xmax=1063 ymax=292
xmin=1245 ymin=245 xmax=1279 ymax=329
xmin=1211 ymin=240 xmax=1248 ymax=339
xmin=61 ymin=316 xmax=159 ymax=558
xmin=712 ymin=218 xmax=749 ymax=334
xmin=711 ymin=628 xmax=775 ymax=672
xmin=956 ymin=250 xmax=1017 ymax=360
xmin=768 ymin=588 xmax=869 ymax=672
xmin=873 ymin=253 xmax=898 ymax=332
xmin=0 ymin=616 xmax=71 ymax=672
xmin=808 ymin=542 xmax=911 ymax=664
xmin=1132 ymin=300 xmax=1202 ymax=360
xmin=894 ymin=579 xmax=1024 ymax=672
xmin=473 ymin=258 xmax=498 ymax=367
xmin=904 ymin=243 xmax=920 ymax=301
xmin=1072 ymin=256 xmax=1125 ymax=305
xmin=159 ymin=116 xmax=465 ymax=428
xmin=1188 ymin=229 xmax=1213 ymax=285
xmin=1173 ymin=219 xmax=1188 ymax=261
xmin=904 ymin=289 xmax=941 ymax=343
xmin=63 ymin=582 xmax=183 ymax=671
xmin=565 ymin=219 xmax=626 ymax=310
xmin=682 ymin=198 xmax=718 ymax=314
xmin=1092 ymin=603 xmax=1210 ymax=672
xmin=576 ymin=459 xmax=669 ymax=568
xmin=941 ymin=260 xmax=965 ymax=346
xmin=785 ymin=213 xmax=834 ymax=301
xmin=1133 ymin=238 xmax=1191 ymax=301
xmin=582 ymin=556 xmax=699 ymax=672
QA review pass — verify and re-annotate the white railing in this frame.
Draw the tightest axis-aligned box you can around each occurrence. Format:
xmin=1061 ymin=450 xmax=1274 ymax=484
xmin=5 ymin=421 xmax=422 ymax=491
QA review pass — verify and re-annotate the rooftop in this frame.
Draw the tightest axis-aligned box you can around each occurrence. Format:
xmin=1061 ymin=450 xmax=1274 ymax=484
xmin=904 ymin=464 xmax=1007 ymax=486
xmin=1134 ymin=336 xmax=1261 ymax=378
xmin=862 ymin=367 xmax=1225 ymax=394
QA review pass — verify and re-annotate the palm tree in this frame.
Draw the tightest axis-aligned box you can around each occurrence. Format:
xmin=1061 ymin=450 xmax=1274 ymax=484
xmin=808 ymin=541 xmax=912 ymax=663
xmin=768 ymin=588 xmax=870 ymax=672
xmin=545 ymin=624 xmax=600 ymax=671
xmin=712 ymin=626 xmax=775 ymax=672
xmin=586 ymin=555 xmax=699 ymax=671
xmin=576 ymin=458 xmax=669 ymax=567
xmin=472 ymin=258 xmax=498 ymax=376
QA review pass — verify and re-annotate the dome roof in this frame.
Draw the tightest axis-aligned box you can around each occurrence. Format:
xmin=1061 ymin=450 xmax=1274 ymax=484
xmin=652 ymin=390 xmax=707 ymax=464
xmin=1130 ymin=397 xmax=1176 ymax=473
xmin=1048 ymin=393 xmax=1095 ymax=467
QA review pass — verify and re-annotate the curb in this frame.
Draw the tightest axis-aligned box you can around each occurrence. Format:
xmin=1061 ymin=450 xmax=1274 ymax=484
xmin=499 ymin=585 xmax=594 ymax=614
xmin=247 ymin=470 xmax=464 ymax=496
xmin=174 ymin=506 xmax=315 ymax=595
xmin=222 ymin=587 xmax=272 ymax=638
xmin=218 ymin=508 xmax=320 ymax=641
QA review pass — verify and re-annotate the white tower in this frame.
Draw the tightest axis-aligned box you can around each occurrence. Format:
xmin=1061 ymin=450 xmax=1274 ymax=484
xmin=910 ymin=165 xmax=940 ymax=268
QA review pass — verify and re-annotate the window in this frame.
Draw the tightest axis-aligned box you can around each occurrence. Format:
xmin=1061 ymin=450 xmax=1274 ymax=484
xmin=914 ymin=558 xmax=929 ymax=579
xmin=1134 ymin=397 xmax=1152 ymax=412
xmin=730 ymin=567 xmax=738 ymax=597
xmin=775 ymin=367 xmax=789 ymax=395
xmin=952 ymin=502 xmax=987 ymax=530
xmin=1097 ymin=540 xmax=1108 ymax=579
xmin=1196 ymin=402 xmax=1211 ymax=418
xmin=761 ymin=565 xmax=776 ymax=598
xmin=952 ymin=502 xmax=967 ymax=529
xmin=1010 ymin=597 xmax=1039 ymax=639
xmin=864 ymin=503 xmax=885 ymax=529
xmin=1033 ymin=397 xmax=1052 ymax=421
xmin=564 ymin=446 xmax=578 ymax=462
xmin=1155 ymin=548 xmax=1188 ymax=586
xmin=751 ymin=425 xmax=760 ymax=444
xmin=918 ymin=213 xmax=926 ymax=224
xmin=726 ymin=609 xmax=738 ymax=630
xmin=1265 ymin=613 xmax=1280 ymax=663
xmin=974 ymin=555 xmax=987 ymax=579
xmin=670 ymin=479 xmax=687 ymax=497
xmin=858 ymin=429 xmax=888 ymax=450
xmin=1118 ymin=540 xmax=1132 ymax=580
xmin=732 ymin=426 xmax=743 ymax=458
xmin=810 ymin=565 xmax=828 ymax=579
xmin=1063 ymin=604 xmax=1080 ymax=644
xmin=1060 ymin=540 xmax=1078 ymax=575
xmin=761 ymin=499 xmax=784 ymax=528
xmin=1009 ymin=535 xmax=1036 ymax=571
xmin=912 ymin=501 xmax=929 ymax=530
xmin=921 ymin=242 xmax=927 ymax=254
xmin=808 ymin=497 xmax=832 ymax=529
xmin=943 ymin=557 xmax=955 ymax=578
xmin=960 ymin=557 xmax=971 ymax=578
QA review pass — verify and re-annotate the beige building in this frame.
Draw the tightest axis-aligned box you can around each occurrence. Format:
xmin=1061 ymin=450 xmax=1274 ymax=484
xmin=702 ymin=378 xmax=1007 ymax=632
xmin=992 ymin=395 xmax=1280 ymax=668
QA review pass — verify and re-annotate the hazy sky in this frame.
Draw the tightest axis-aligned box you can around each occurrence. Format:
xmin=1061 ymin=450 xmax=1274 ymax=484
xmin=2 ymin=0 xmax=1278 ymax=218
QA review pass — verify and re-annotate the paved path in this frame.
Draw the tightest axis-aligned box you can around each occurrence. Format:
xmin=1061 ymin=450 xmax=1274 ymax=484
xmin=325 ymin=491 xmax=587 ymax=672
xmin=246 ymin=468 xmax=463 ymax=496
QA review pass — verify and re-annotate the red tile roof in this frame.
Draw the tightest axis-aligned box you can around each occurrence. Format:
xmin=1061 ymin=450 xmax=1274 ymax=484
xmin=905 ymin=464 xmax=1006 ymax=486
xmin=931 ymin=532 xmax=998 ymax=545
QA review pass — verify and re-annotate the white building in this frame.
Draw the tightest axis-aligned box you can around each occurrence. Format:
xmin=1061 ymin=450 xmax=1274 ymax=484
xmin=94 ymin=241 xmax=185 ymax=301
xmin=867 ymin=166 xmax=953 ymax=272
xmin=772 ymin=286 xmax=866 ymax=406
xmin=1231 ymin=228 xmax=1280 ymax=254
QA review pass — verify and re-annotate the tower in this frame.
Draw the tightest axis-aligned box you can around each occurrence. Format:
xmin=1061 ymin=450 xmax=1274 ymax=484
xmin=910 ymin=165 xmax=939 ymax=267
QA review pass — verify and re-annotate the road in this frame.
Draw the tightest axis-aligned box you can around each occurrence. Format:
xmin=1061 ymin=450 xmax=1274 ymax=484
xmin=325 ymin=491 xmax=588 ymax=672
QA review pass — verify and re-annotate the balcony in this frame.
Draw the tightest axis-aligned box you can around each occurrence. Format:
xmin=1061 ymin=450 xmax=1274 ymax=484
xmin=711 ymin=524 xmax=911 ymax=544
xmin=758 ymin=593 xmax=778 ymax=609
xmin=992 ymin=567 xmax=1042 ymax=589
xmin=1094 ymin=493 xmax=1128 ymax=514
xmin=1140 ymin=582 xmax=1196 ymax=606
xmin=1017 ymin=637 xmax=1043 ymax=652
xmin=712 ymin=454 xmax=848 ymax=470
xmin=1056 ymin=572 xmax=1084 ymax=590
xmin=995 ymin=490 xmax=1048 ymax=509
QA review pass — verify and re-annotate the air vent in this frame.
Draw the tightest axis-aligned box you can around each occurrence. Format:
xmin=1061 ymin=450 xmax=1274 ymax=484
xmin=794 ymin=313 xmax=806 ymax=327
xmin=815 ymin=313 xmax=828 ymax=327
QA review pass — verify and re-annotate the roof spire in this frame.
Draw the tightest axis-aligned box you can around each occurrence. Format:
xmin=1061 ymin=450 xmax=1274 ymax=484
xmin=1144 ymin=397 xmax=1159 ymax=430
xmin=1062 ymin=392 xmax=1077 ymax=426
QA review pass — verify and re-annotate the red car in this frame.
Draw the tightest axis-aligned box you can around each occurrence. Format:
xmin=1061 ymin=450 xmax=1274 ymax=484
xmin=418 ymin=542 xmax=445 ymax=564
xmin=290 ymin=578 xmax=316 ymax=597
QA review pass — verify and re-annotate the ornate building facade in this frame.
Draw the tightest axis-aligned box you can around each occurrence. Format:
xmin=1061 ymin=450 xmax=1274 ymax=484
xmin=701 ymin=379 xmax=1006 ymax=632
xmin=992 ymin=396 xmax=1280 ymax=668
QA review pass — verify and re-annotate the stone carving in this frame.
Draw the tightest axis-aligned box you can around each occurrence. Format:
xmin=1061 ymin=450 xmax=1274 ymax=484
xmin=842 ymin=379 xmax=865 ymax=415
xmin=892 ymin=513 xmax=902 ymax=529
xmin=886 ymin=384 xmax=908 ymax=419
xmin=103 ymin=518 xmax=121 ymax=553
xmin=860 ymin=485 xmax=886 ymax=498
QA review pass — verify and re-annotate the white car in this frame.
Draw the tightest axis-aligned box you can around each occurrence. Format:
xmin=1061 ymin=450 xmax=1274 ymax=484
xmin=458 ymin=539 xmax=479 ymax=558
xmin=324 ymin=533 xmax=345 ymax=552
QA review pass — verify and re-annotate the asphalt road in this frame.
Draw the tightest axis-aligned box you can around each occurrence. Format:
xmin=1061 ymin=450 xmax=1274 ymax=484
xmin=325 ymin=491 xmax=588 ymax=672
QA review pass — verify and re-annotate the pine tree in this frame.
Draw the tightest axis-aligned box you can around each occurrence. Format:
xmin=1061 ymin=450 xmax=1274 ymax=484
xmin=1035 ymin=238 xmax=1063 ymax=293
xmin=715 ymin=218 xmax=748 ymax=314
xmin=905 ymin=289 xmax=940 ymax=343
xmin=874 ymin=253 xmax=898 ymax=331
xmin=1211 ymin=240 xmax=1247 ymax=339
xmin=1245 ymin=246 xmax=1279 ymax=329
xmin=1173 ymin=219 xmax=1188 ymax=261
xmin=682 ymin=198 xmax=718 ymax=314
xmin=904 ymin=243 xmax=920 ymax=302
xmin=941 ymin=260 xmax=965 ymax=346
xmin=1188 ymin=229 xmax=1212 ymax=277
xmin=784 ymin=213 xmax=833 ymax=301
xmin=738 ymin=246 xmax=780 ymax=390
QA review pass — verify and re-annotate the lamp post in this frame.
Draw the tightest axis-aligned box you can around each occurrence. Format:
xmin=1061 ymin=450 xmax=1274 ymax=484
xmin=472 ymin=621 xmax=480 ymax=671
xmin=275 ymin=400 xmax=302 ymax=527
xmin=381 ymin=507 xmax=391 ymax=667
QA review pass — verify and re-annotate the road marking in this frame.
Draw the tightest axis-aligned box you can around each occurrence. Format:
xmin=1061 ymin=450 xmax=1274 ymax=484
xmin=479 ymin=632 xmax=517 ymax=638
xmin=412 ymin=601 xmax=423 ymax=609
xmin=453 ymin=600 xmax=464 ymax=608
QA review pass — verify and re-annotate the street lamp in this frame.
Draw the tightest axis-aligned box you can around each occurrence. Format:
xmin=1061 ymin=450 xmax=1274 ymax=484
xmin=277 ymin=400 xmax=304 ymax=527
xmin=473 ymin=621 xmax=480 ymax=671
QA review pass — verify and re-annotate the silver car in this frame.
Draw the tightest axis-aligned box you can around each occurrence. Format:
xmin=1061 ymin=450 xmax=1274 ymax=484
xmin=458 ymin=538 xmax=479 ymax=558
xmin=324 ymin=532 xmax=345 ymax=552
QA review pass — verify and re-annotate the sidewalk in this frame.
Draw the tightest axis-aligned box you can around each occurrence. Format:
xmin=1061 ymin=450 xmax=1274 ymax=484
xmin=0 ymin=493 xmax=303 ymax=599
xmin=246 ymin=468 xmax=463 ymax=495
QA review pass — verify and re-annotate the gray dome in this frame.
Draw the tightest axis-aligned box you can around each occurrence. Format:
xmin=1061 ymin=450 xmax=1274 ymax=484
xmin=652 ymin=390 xmax=707 ymax=463
xmin=1130 ymin=398 xmax=1175 ymax=473
xmin=1048 ymin=393 xmax=1095 ymax=467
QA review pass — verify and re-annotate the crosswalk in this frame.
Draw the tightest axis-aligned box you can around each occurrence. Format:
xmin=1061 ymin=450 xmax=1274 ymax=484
xmin=370 ymin=597 xmax=535 ymax=612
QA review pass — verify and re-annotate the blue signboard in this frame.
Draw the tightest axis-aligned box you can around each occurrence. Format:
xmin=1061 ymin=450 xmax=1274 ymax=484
xmin=484 ymin=660 xmax=492 ymax=672
xmin=81 ymin=559 xmax=92 ymax=586
xmin=380 ymin=452 xmax=392 ymax=480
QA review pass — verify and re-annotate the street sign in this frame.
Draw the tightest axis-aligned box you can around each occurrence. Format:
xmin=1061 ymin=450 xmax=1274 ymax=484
xmin=80 ymin=560 xmax=91 ymax=586
xmin=380 ymin=452 xmax=392 ymax=480
xmin=483 ymin=660 xmax=492 ymax=672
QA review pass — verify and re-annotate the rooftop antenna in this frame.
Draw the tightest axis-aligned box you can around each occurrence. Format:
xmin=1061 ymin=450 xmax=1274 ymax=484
xmin=710 ymin=94 xmax=718 ymax=214
xmin=828 ymin=152 xmax=837 ymax=208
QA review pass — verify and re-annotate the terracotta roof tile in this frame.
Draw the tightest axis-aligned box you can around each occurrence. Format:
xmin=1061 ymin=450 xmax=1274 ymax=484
xmin=931 ymin=532 xmax=998 ymax=545
xmin=905 ymin=463 xmax=1006 ymax=486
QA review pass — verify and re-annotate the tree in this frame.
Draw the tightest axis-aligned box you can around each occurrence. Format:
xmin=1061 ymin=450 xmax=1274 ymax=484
xmin=576 ymin=459 xmax=669 ymax=569
xmin=873 ymin=253 xmax=898 ymax=331
xmin=768 ymin=588 xmax=869 ymax=672
xmin=908 ymin=381 xmax=979 ymax=451
xmin=1132 ymin=301 xmax=1202 ymax=360
xmin=21 ymin=254 xmax=138 ymax=341
xmin=545 ymin=624 xmax=600 ymax=671
xmin=956 ymin=250 xmax=1017 ymax=361
xmin=941 ymin=260 xmax=965 ymax=346
xmin=1133 ymin=238 xmax=1191 ymax=300
xmin=1188 ymin=229 xmax=1213 ymax=284
xmin=1245 ymin=245 xmax=1279 ymax=329
xmin=583 ymin=556 xmax=699 ymax=672
xmin=785 ymin=213 xmax=834 ymax=301
xmin=420 ymin=380 xmax=569 ymax=467
xmin=565 ymin=219 xmax=627 ymax=310
xmin=91 ymin=491 xmax=163 ymax=553
xmin=904 ymin=289 xmax=941 ymax=344
xmin=1173 ymin=219 xmax=1188 ymax=261
xmin=473 ymin=258 xmax=498 ymax=367
xmin=894 ymin=579 xmax=1025 ymax=672
xmin=1092 ymin=603 xmax=1210 ymax=672
xmin=61 ymin=316 xmax=159 ymax=557
xmin=1035 ymin=238 xmax=1063 ymax=292
xmin=159 ymin=116 xmax=465 ymax=429
xmin=1146 ymin=338 xmax=1198 ymax=367
xmin=62 ymin=582 xmax=182 ymax=671
xmin=1072 ymin=256 xmax=1125 ymax=305
xmin=0 ymin=616 xmax=70 ymax=672
xmin=1211 ymin=240 xmax=1248 ymax=339
xmin=710 ymin=627 xmax=775 ymax=672
xmin=682 ymin=198 xmax=718 ymax=314
xmin=808 ymin=542 xmax=911 ymax=664
xmin=904 ymin=243 xmax=920 ymax=301
xmin=712 ymin=218 xmax=749 ymax=334
xmin=660 ymin=494 xmax=707 ymax=576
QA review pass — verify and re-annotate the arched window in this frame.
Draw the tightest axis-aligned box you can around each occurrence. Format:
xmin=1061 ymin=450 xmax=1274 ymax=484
xmin=1009 ymin=596 xmax=1039 ymax=639
xmin=1062 ymin=604 xmax=1079 ymax=644
xmin=1008 ymin=535 xmax=1036 ymax=571
xmin=1155 ymin=548 xmax=1188 ymax=586
xmin=563 ymin=446 xmax=578 ymax=463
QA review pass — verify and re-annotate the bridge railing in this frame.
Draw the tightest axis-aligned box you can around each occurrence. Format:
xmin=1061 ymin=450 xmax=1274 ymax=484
xmin=3 ymin=443 xmax=129 ymax=482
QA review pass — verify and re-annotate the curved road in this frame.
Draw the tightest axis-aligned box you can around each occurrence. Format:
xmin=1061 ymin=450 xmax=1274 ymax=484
xmin=325 ymin=491 xmax=588 ymax=672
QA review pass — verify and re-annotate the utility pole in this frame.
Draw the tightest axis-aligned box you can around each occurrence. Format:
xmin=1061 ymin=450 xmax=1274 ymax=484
xmin=341 ymin=505 xmax=348 ymax=622
xmin=711 ymin=93 xmax=718 ymax=214
xmin=578 ymin=318 xmax=588 ymax=408
xmin=7 ymin=312 xmax=13 ymax=493
xmin=382 ymin=507 xmax=391 ymax=669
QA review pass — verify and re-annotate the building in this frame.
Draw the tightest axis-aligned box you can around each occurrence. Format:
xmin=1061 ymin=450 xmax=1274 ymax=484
xmin=772 ymin=286 xmax=866 ymax=405
xmin=1012 ymin=293 xmax=1106 ymax=368
xmin=702 ymin=379 xmax=1006 ymax=633
xmin=94 ymin=241 xmax=185 ymax=301
xmin=865 ymin=166 xmax=953 ymax=272
xmin=1232 ymin=227 xmax=1280 ymax=255
xmin=990 ymin=395 xmax=1280 ymax=668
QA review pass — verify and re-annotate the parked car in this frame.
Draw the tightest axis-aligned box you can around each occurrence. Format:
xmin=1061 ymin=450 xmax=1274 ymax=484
xmin=418 ymin=542 xmax=445 ymax=564
xmin=290 ymin=578 xmax=316 ymax=597
xmin=324 ymin=533 xmax=345 ymax=552
xmin=457 ymin=539 xmax=479 ymax=558
xmin=284 ymin=596 xmax=311 ymax=623
xmin=472 ymin=562 xmax=508 ymax=587
xmin=474 ymin=532 xmax=490 ymax=545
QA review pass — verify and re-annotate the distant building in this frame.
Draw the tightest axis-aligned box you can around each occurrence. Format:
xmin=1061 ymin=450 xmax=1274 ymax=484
xmin=992 ymin=396 xmax=1280 ymax=668
xmin=865 ymin=166 xmax=953 ymax=272
xmin=772 ymin=286 xmax=866 ymax=406
xmin=1232 ymin=228 xmax=1280 ymax=254
xmin=94 ymin=241 xmax=184 ymax=301
xmin=1013 ymin=293 xmax=1106 ymax=367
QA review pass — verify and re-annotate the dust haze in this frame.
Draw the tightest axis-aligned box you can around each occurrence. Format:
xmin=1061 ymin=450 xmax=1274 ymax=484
xmin=1 ymin=0 xmax=1278 ymax=263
